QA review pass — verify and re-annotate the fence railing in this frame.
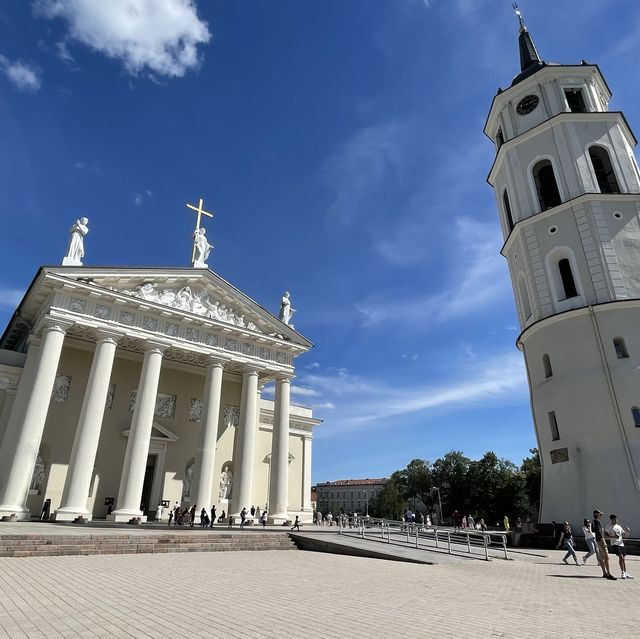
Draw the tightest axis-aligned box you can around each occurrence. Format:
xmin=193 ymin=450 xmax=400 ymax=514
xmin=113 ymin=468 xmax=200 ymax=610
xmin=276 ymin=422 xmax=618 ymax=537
xmin=337 ymin=516 xmax=509 ymax=561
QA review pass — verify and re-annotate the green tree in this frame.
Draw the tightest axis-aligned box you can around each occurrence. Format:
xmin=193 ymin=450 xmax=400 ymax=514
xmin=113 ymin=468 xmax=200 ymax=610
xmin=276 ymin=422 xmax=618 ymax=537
xmin=431 ymin=451 xmax=471 ymax=519
xmin=393 ymin=459 xmax=433 ymax=508
xmin=521 ymin=448 xmax=541 ymax=518
xmin=368 ymin=477 xmax=406 ymax=520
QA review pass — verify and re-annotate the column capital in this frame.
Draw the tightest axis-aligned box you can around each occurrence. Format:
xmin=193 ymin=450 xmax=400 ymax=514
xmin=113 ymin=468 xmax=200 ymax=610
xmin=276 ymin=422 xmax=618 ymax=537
xmin=142 ymin=340 xmax=168 ymax=355
xmin=241 ymin=364 xmax=262 ymax=377
xmin=274 ymin=373 xmax=294 ymax=384
xmin=207 ymin=355 xmax=227 ymax=369
xmin=95 ymin=329 xmax=124 ymax=345
xmin=37 ymin=316 xmax=74 ymax=336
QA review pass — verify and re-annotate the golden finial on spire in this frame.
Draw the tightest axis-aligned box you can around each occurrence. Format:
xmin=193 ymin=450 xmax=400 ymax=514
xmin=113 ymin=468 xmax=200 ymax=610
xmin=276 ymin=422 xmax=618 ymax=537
xmin=513 ymin=3 xmax=526 ymax=33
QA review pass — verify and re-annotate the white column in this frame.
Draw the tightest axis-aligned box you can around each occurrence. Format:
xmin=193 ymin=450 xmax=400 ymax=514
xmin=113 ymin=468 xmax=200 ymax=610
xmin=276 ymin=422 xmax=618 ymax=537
xmin=191 ymin=357 xmax=225 ymax=518
xmin=53 ymin=330 xmax=121 ymax=521
xmin=108 ymin=342 xmax=165 ymax=522
xmin=268 ymin=376 xmax=291 ymax=523
xmin=0 ymin=387 xmax=17 ymax=444
xmin=0 ymin=319 xmax=70 ymax=519
xmin=230 ymin=367 xmax=260 ymax=517
xmin=302 ymin=436 xmax=313 ymax=516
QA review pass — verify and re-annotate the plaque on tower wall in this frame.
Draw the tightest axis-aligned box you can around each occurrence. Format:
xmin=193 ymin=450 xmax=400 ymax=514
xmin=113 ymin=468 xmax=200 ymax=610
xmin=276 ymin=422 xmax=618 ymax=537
xmin=550 ymin=448 xmax=569 ymax=464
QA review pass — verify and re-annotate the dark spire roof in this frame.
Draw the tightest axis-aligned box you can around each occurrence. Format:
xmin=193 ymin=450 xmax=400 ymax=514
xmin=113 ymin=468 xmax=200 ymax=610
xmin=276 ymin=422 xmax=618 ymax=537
xmin=511 ymin=4 xmax=548 ymax=86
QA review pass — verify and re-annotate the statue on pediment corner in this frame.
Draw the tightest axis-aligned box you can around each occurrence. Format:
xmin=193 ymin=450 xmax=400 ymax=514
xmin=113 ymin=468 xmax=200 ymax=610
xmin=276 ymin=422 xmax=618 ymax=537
xmin=279 ymin=291 xmax=296 ymax=327
xmin=62 ymin=217 xmax=89 ymax=266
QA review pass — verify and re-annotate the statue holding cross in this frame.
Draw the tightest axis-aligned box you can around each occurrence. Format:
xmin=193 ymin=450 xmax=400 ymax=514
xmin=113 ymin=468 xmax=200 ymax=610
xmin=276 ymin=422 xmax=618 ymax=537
xmin=186 ymin=197 xmax=214 ymax=268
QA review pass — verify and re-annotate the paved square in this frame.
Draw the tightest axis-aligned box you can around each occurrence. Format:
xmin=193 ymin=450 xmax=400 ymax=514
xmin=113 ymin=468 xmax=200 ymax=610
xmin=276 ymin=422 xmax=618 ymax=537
xmin=0 ymin=548 xmax=637 ymax=638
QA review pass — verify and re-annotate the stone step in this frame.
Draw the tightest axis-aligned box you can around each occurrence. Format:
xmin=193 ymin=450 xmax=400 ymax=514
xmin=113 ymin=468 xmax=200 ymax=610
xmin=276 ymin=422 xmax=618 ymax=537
xmin=0 ymin=533 xmax=297 ymax=557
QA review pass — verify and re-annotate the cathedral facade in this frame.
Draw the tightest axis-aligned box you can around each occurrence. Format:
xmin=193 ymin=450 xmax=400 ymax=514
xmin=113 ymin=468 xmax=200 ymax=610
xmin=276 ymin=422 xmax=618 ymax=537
xmin=487 ymin=13 xmax=640 ymax=528
xmin=0 ymin=264 xmax=318 ymax=523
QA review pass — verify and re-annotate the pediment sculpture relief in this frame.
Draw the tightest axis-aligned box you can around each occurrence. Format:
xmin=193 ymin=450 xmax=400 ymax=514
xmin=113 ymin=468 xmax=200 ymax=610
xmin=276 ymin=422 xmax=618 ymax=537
xmin=120 ymin=283 xmax=260 ymax=332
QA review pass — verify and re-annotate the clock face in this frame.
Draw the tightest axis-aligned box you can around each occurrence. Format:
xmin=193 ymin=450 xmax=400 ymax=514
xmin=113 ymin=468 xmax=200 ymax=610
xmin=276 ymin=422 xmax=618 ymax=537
xmin=516 ymin=94 xmax=539 ymax=115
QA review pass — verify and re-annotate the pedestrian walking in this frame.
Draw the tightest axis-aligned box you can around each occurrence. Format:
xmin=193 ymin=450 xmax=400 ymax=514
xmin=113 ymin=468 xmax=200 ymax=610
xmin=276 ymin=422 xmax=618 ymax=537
xmin=210 ymin=505 xmax=216 ymax=527
xmin=168 ymin=509 xmax=173 ymax=526
xmin=582 ymin=518 xmax=597 ymax=564
xmin=593 ymin=509 xmax=616 ymax=580
xmin=189 ymin=504 xmax=196 ymax=528
xmin=605 ymin=514 xmax=633 ymax=579
xmin=155 ymin=503 xmax=164 ymax=522
xmin=250 ymin=505 xmax=256 ymax=517
xmin=260 ymin=510 xmax=268 ymax=528
xmin=556 ymin=521 xmax=580 ymax=565
xmin=240 ymin=507 xmax=247 ymax=526
xmin=200 ymin=508 xmax=208 ymax=527
xmin=290 ymin=515 xmax=300 ymax=531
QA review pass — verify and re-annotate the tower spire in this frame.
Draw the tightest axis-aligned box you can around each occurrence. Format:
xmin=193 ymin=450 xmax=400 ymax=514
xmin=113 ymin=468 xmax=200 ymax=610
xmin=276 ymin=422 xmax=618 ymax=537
xmin=513 ymin=3 xmax=542 ymax=73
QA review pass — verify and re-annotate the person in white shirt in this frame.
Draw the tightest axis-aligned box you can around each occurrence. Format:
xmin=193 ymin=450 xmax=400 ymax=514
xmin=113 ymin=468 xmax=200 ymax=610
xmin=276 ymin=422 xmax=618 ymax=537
xmin=582 ymin=518 xmax=597 ymax=565
xmin=605 ymin=514 xmax=633 ymax=579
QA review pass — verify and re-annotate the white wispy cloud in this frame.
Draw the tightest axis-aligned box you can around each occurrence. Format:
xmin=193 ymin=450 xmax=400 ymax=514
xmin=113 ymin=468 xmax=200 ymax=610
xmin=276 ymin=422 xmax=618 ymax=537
xmin=290 ymin=385 xmax=320 ymax=398
xmin=0 ymin=288 xmax=24 ymax=309
xmin=356 ymin=215 xmax=509 ymax=328
xmin=34 ymin=0 xmax=211 ymax=78
xmin=0 ymin=55 xmax=41 ymax=92
xmin=134 ymin=193 xmax=143 ymax=206
xmin=299 ymin=349 xmax=526 ymax=436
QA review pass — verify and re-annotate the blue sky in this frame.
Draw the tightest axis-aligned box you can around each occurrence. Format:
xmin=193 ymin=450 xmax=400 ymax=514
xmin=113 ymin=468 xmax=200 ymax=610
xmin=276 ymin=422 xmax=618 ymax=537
xmin=1 ymin=1 xmax=640 ymax=484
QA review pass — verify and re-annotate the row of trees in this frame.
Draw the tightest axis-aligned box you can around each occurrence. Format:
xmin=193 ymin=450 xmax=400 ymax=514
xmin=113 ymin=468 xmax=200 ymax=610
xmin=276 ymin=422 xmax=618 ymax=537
xmin=368 ymin=449 xmax=541 ymax=525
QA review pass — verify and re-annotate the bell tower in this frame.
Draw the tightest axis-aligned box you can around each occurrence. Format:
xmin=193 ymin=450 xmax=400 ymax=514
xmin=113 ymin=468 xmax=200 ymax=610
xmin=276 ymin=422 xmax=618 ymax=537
xmin=486 ymin=7 xmax=640 ymax=528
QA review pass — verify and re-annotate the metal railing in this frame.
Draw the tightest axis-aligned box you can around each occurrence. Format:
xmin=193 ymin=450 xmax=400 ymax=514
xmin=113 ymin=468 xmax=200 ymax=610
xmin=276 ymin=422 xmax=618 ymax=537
xmin=337 ymin=516 xmax=509 ymax=561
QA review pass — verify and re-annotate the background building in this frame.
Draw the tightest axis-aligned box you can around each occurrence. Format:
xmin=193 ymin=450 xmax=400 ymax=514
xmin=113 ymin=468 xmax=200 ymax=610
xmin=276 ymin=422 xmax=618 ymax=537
xmin=315 ymin=478 xmax=387 ymax=515
xmin=487 ymin=12 xmax=640 ymax=528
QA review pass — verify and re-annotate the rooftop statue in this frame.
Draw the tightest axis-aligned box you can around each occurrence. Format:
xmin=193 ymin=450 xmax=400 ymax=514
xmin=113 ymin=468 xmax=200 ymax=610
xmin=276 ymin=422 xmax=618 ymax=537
xmin=62 ymin=217 xmax=89 ymax=266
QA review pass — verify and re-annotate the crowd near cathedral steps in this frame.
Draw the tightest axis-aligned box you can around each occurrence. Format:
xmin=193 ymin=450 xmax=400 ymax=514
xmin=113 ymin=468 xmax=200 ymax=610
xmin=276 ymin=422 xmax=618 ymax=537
xmin=0 ymin=198 xmax=319 ymax=524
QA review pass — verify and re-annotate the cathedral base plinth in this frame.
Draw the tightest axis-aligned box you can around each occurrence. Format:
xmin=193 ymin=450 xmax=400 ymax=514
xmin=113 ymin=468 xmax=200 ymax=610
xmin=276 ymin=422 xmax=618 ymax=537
xmin=267 ymin=514 xmax=289 ymax=525
xmin=51 ymin=509 xmax=93 ymax=522
xmin=0 ymin=507 xmax=31 ymax=522
xmin=107 ymin=511 xmax=147 ymax=523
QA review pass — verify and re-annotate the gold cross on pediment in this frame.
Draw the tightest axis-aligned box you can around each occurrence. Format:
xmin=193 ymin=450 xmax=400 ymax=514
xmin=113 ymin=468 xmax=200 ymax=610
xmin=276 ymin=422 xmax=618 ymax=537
xmin=186 ymin=197 xmax=215 ymax=262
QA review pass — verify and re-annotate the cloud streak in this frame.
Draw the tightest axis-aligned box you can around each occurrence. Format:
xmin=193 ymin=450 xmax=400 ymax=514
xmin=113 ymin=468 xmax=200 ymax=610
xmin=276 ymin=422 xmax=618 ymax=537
xmin=299 ymin=349 xmax=526 ymax=437
xmin=0 ymin=55 xmax=41 ymax=91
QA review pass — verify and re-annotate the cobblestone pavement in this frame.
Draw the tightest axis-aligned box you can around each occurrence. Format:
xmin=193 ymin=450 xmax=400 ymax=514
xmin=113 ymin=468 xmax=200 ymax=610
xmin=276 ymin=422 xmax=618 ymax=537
xmin=0 ymin=548 xmax=637 ymax=638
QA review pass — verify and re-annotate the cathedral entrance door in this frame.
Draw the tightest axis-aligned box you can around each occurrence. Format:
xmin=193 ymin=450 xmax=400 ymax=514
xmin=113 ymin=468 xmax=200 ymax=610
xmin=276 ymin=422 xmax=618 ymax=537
xmin=140 ymin=454 xmax=157 ymax=516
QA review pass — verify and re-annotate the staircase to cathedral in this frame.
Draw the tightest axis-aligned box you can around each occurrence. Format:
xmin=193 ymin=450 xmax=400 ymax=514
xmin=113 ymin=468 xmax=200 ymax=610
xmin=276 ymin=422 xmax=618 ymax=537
xmin=0 ymin=532 xmax=297 ymax=558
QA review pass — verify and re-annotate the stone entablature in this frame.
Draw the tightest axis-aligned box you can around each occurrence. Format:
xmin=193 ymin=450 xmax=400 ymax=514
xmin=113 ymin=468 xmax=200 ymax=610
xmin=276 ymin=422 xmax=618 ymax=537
xmin=18 ymin=270 xmax=312 ymax=376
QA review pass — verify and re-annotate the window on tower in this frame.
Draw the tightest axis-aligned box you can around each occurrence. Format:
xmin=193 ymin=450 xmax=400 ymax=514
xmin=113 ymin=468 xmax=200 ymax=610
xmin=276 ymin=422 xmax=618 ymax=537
xmin=564 ymin=88 xmax=588 ymax=113
xmin=588 ymin=146 xmax=620 ymax=194
xmin=548 ymin=411 xmax=560 ymax=441
xmin=557 ymin=259 xmax=578 ymax=299
xmin=503 ymin=189 xmax=515 ymax=231
xmin=496 ymin=128 xmax=505 ymax=148
xmin=543 ymin=354 xmax=553 ymax=379
xmin=613 ymin=337 xmax=629 ymax=359
xmin=632 ymin=407 xmax=640 ymax=427
xmin=532 ymin=160 xmax=562 ymax=211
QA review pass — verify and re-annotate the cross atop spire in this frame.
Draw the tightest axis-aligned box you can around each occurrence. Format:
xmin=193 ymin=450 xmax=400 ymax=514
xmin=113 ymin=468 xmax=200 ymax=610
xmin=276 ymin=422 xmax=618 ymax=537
xmin=512 ymin=3 xmax=542 ymax=75
xmin=512 ymin=3 xmax=526 ymax=33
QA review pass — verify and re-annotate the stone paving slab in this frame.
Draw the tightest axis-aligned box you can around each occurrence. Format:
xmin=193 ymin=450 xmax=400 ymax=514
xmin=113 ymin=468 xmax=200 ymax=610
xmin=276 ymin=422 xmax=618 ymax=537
xmin=0 ymin=549 xmax=638 ymax=638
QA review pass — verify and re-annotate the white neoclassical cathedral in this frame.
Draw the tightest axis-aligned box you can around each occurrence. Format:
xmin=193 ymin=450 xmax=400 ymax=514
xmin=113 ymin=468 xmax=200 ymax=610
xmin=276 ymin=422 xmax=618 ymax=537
xmin=487 ymin=12 xmax=640 ymax=529
xmin=0 ymin=208 xmax=318 ymax=523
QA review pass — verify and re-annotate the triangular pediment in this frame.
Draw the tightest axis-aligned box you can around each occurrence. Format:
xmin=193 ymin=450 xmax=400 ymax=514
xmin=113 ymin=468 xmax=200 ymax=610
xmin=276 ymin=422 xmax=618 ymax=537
xmin=41 ymin=266 xmax=311 ymax=348
xmin=122 ymin=421 xmax=178 ymax=442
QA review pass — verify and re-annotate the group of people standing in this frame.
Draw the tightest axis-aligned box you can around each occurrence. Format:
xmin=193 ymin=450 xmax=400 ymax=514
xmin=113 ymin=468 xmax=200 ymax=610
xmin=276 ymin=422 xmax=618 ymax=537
xmin=556 ymin=509 xmax=632 ymax=580
xmin=164 ymin=502 xmax=226 ymax=528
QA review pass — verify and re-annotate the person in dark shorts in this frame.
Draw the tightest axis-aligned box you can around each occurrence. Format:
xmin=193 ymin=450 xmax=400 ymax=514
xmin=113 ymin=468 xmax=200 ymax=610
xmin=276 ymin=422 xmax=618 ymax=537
xmin=605 ymin=514 xmax=633 ymax=579
xmin=593 ymin=509 xmax=616 ymax=580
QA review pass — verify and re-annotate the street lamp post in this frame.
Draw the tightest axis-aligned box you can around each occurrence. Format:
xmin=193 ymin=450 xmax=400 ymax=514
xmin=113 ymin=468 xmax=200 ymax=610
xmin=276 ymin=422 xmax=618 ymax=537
xmin=432 ymin=486 xmax=444 ymax=526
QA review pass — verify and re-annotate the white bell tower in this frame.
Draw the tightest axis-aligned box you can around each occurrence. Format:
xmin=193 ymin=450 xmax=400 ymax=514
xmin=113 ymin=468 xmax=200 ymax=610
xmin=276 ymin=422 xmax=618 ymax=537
xmin=486 ymin=9 xmax=640 ymax=528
